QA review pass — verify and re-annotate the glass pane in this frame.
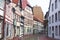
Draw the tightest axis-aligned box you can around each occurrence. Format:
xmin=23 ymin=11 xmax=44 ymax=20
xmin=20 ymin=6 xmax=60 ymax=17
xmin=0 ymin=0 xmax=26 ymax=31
xmin=0 ymin=0 xmax=4 ymax=9
xmin=0 ymin=10 xmax=4 ymax=16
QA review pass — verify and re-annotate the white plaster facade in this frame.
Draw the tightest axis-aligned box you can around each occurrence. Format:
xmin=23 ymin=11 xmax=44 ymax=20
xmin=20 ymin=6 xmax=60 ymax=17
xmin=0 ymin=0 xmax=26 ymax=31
xmin=23 ymin=5 xmax=33 ymax=35
xmin=0 ymin=0 xmax=4 ymax=39
xmin=48 ymin=0 xmax=60 ymax=39
xmin=33 ymin=20 xmax=44 ymax=34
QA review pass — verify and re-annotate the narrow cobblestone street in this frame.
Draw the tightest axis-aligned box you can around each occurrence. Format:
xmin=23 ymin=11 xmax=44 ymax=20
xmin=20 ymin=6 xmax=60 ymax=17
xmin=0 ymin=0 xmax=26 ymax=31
xmin=19 ymin=34 xmax=59 ymax=40
xmin=0 ymin=0 xmax=60 ymax=40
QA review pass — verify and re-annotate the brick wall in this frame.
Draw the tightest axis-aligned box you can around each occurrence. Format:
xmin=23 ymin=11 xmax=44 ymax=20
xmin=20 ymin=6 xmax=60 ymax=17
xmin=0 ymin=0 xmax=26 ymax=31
xmin=33 ymin=6 xmax=44 ymax=22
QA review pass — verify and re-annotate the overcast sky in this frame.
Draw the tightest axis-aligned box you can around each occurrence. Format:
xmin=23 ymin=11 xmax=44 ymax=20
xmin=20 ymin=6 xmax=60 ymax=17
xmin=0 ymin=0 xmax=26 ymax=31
xmin=28 ymin=0 xmax=50 ymax=15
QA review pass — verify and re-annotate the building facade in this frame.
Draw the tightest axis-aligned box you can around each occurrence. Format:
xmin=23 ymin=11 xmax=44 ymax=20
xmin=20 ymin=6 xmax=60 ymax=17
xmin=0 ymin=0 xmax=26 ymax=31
xmin=33 ymin=6 xmax=44 ymax=22
xmin=23 ymin=4 xmax=33 ymax=35
xmin=48 ymin=0 xmax=60 ymax=39
xmin=12 ymin=6 xmax=21 ymax=37
xmin=44 ymin=11 xmax=49 ymax=35
xmin=4 ymin=0 xmax=14 ymax=40
xmin=20 ymin=16 xmax=24 ymax=37
xmin=0 ymin=0 xmax=4 ymax=39
xmin=33 ymin=20 xmax=44 ymax=34
xmin=12 ymin=0 xmax=21 ymax=37
xmin=33 ymin=6 xmax=44 ymax=34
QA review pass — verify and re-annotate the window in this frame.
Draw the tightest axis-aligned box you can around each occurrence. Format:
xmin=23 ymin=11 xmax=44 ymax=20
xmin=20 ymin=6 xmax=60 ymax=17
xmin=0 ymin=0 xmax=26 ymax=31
xmin=15 ymin=14 xmax=16 ymax=19
xmin=17 ymin=15 xmax=18 ymax=21
xmin=21 ymin=27 xmax=24 ymax=33
xmin=13 ymin=14 xmax=15 ymax=19
xmin=26 ymin=6 xmax=32 ymax=11
xmin=17 ymin=16 xmax=18 ymax=21
xmin=55 ymin=26 xmax=58 ymax=36
xmin=18 ymin=16 xmax=20 ymax=21
xmin=49 ymin=17 xmax=51 ymax=24
xmin=17 ymin=27 xmax=20 ymax=35
xmin=12 ymin=7 xmax=15 ymax=13
xmin=7 ymin=24 xmax=9 ymax=36
xmin=30 ymin=28 xmax=31 ymax=32
xmin=59 ymin=0 xmax=60 ymax=1
xmin=27 ymin=28 xmax=29 ymax=32
xmin=0 ymin=0 xmax=4 ymax=9
xmin=55 ymin=13 xmax=57 ymax=22
xmin=16 ymin=15 xmax=17 ymax=21
xmin=27 ymin=27 xmax=31 ymax=32
xmin=59 ymin=25 xmax=60 ymax=36
xmin=18 ymin=0 xmax=20 ymax=6
xmin=52 ymin=4 xmax=54 ymax=11
xmin=55 ymin=0 xmax=57 ymax=9
xmin=48 ymin=27 xmax=51 ymax=35
xmin=52 ymin=26 xmax=54 ymax=31
xmin=52 ymin=15 xmax=54 ymax=23
xmin=21 ymin=18 xmax=24 ymax=22
xmin=58 ymin=11 xmax=60 ymax=21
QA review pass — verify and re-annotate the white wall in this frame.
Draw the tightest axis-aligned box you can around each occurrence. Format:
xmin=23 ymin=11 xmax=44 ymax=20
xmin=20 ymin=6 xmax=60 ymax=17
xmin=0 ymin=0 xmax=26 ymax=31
xmin=34 ymin=20 xmax=44 ymax=34
xmin=48 ymin=0 xmax=60 ymax=39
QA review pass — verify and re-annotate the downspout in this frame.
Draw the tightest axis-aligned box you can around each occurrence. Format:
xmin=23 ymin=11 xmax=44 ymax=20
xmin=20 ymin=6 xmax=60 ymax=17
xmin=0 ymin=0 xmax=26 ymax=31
xmin=2 ymin=0 xmax=6 ymax=39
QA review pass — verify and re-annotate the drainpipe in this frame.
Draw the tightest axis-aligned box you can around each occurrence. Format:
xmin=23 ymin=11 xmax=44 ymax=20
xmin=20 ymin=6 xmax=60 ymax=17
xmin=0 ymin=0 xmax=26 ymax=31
xmin=2 ymin=0 xmax=6 ymax=39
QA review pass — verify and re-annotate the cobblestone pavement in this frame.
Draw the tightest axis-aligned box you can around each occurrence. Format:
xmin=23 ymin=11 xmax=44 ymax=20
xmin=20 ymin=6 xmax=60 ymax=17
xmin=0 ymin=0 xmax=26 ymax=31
xmin=12 ymin=34 xmax=60 ymax=40
xmin=21 ymin=34 xmax=59 ymax=40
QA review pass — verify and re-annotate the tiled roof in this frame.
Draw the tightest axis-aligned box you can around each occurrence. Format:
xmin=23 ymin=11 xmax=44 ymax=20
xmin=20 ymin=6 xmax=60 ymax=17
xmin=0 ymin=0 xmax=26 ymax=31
xmin=33 ymin=15 xmax=44 ymax=23
xmin=12 ymin=0 xmax=18 ymax=4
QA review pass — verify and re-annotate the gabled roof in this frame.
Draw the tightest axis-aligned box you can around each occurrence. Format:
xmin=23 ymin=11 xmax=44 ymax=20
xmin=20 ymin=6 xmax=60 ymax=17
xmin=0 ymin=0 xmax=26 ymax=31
xmin=12 ymin=0 xmax=18 ymax=4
